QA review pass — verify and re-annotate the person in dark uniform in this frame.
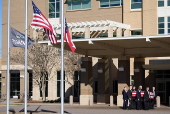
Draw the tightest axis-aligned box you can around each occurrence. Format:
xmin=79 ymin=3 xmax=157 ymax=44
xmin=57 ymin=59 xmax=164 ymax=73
xmin=139 ymin=85 xmax=144 ymax=110
xmin=123 ymin=87 xmax=129 ymax=110
xmin=144 ymin=87 xmax=150 ymax=110
xmin=122 ymin=87 xmax=125 ymax=95
xmin=136 ymin=86 xmax=142 ymax=110
xmin=128 ymin=85 xmax=132 ymax=110
xmin=150 ymin=87 xmax=156 ymax=109
xmin=131 ymin=86 xmax=137 ymax=109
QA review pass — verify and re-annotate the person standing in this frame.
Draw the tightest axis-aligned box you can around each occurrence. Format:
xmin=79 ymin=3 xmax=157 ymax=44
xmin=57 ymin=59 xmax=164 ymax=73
xmin=139 ymin=85 xmax=144 ymax=109
xmin=144 ymin=87 xmax=150 ymax=110
xmin=136 ymin=86 xmax=142 ymax=110
xmin=128 ymin=85 xmax=132 ymax=110
xmin=123 ymin=87 xmax=129 ymax=110
xmin=150 ymin=87 xmax=156 ymax=109
xmin=131 ymin=86 xmax=137 ymax=109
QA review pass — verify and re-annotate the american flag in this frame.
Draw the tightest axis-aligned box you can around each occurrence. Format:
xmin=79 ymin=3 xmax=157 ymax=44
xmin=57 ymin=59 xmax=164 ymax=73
xmin=64 ymin=19 xmax=76 ymax=53
xmin=31 ymin=1 xmax=57 ymax=44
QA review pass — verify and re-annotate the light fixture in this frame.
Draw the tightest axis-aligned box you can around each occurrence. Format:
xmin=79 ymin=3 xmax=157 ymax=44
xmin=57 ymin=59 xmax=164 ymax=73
xmin=20 ymin=75 xmax=24 ymax=78
xmin=146 ymin=37 xmax=151 ymax=42
xmin=80 ymin=68 xmax=86 ymax=72
xmin=134 ymin=68 xmax=140 ymax=72
xmin=88 ymin=40 xmax=93 ymax=44
xmin=98 ymin=69 xmax=103 ymax=73
xmin=118 ymin=67 xmax=124 ymax=71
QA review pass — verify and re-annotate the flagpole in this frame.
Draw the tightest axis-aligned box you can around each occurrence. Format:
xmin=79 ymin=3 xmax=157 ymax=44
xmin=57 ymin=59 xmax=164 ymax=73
xmin=24 ymin=0 xmax=28 ymax=114
xmin=60 ymin=0 xmax=64 ymax=114
xmin=7 ymin=0 xmax=11 ymax=114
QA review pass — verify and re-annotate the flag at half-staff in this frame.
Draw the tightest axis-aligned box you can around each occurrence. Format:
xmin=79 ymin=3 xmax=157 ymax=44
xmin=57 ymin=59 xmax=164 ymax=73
xmin=10 ymin=27 xmax=34 ymax=48
xmin=30 ymin=0 xmax=57 ymax=44
xmin=64 ymin=18 xmax=76 ymax=53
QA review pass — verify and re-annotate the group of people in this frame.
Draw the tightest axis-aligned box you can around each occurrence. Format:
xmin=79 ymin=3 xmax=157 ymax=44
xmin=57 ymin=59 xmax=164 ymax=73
xmin=122 ymin=85 xmax=156 ymax=110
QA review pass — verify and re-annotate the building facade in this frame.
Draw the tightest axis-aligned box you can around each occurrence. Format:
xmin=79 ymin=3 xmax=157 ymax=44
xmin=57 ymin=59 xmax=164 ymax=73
xmin=1 ymin=0 xmax=170 ymax=105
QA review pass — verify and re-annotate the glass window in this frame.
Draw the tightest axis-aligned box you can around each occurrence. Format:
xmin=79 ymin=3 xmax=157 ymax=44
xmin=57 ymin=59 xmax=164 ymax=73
xmin=99 ymin=33 xmax=108 ymax=38
xmin=131 ymin=0 xmax=142 ymax=9
xmin=29 ymin=73 xmax=33 ymax=97
xmin=49 ymin=0 xmax=60 ymax=18
xmin=82 ymin=0 xmax=91 ymax=9
xmin=74 ymin=71 xmax=80 ymax=97
xmin=158 ymin=0 xmax=164 ymax=7
xmin=157 ymin=83 xmax=165 ymax=91
xmin=168 ymin=17 xmax=170 ymax=34
xmin=168 ymin=0 xmax=170 ymax=6
xmin=10 ymin=71 xmax=20 ymax=96
xmin=72 ymin=34 xmax=85 ymax=39
xmin=158 ymin=17 xmax=165 ymax=34
xmin=131 ymin=30 xmax=142 ymax=36
xmin=72 ymin=0 xmax=81 ymax=10
xmin=99 ymin=32 xmax=116 ymax=38
xmin=68 ymin=0 xmax=91 ymax=10
xmin=100 ymin=0 xmax=122 ymax=7
xmin=57 ymin=71 xmax=65 ymax=97
xmin=113 ymin=32 xmax=117 ymax=37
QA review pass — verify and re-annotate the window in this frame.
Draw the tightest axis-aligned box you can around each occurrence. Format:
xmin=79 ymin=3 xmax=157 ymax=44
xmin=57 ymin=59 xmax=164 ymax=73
xmin=10 ymin=71 xmax=20 ymax=96
xmin=158 ymin=0 xmax=164 ymax=7
xmin=131 ymin=30 xmax=142 ymax=36
xmin=57 ymin=71 xmax=65 ymax=97
xmin=74 ymin=71 xmax=80 ymax=97
xmin=113 ymin=80 xmax=118 ymax=93
xmin=72 ymin=34 xmax=85 ymax=39
xmin=168 ymin=17 xmax=170 ymax=33
xmin=131 ymin=0 xmax=142 ymax=9
xmin=168 ymin=0 xmax=170 ymax=6
xmin=94 ymin=81 xmax=98 ymax=94
xmin=99 ymin=33 xmax=117 ymax=38
xmin=49 ymin=0 xmax=60 ymax=18
xmin=155 ymin=70 xmax=170 ymax=78
xmin=68 ymin=0 xmax=91 ymax=10
xmin=29 ymin=73 xmax=33 ymax=97
xmin=100 ymin=0 xmax=122 ymax=7
xmin=158 ymin=17 xmax=165 ymax=34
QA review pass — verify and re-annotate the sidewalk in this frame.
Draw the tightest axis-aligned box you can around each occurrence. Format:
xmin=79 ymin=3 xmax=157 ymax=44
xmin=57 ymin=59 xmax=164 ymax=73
xmin=0 ymin=99 xmax=170 ymax=114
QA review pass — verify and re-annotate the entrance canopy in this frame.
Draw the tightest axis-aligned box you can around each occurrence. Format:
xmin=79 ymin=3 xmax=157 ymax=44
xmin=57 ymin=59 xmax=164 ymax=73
xmin=39 ymin=35 xmax=170 ymax=58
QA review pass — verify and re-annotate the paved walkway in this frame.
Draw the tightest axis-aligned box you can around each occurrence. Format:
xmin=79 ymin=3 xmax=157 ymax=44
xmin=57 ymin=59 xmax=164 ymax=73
xmin=0 ymin=99 xmax=170 ymax=114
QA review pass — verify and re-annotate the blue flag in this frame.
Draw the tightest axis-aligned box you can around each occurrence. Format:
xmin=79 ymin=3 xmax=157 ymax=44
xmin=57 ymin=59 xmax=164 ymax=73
xmin=10 ymin=27 xmax=34 ymax=48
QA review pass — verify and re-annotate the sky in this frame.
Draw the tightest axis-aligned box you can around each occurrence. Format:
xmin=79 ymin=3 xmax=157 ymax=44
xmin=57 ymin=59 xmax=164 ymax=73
xmin=0 ymin=0 xmax=2 ymax=57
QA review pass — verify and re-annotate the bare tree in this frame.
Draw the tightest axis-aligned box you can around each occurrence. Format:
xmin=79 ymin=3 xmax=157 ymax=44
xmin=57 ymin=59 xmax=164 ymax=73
xmin=10 ymin=31 xmax=83 ymax=101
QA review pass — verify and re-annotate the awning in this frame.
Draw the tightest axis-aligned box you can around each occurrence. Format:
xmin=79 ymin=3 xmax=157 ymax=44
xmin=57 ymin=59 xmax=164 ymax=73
xmin=38 ymin=34 xmax=170 ymax=58
xmin=31 ymin=20 xmax=130 ymax=34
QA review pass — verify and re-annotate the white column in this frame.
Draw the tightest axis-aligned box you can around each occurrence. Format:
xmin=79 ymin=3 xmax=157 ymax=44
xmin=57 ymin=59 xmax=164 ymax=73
xmin=85 ymin=27 xmax=90 ymax=38
xmin=108 ymin=26 xmax=113 ymax=37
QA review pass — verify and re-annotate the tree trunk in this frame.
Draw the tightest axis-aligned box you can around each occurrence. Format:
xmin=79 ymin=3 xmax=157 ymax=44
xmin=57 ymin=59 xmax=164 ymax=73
xmin=41 ymin=76 xmax=46 ymax=101
xmin=42 ymin=81 xmax=46 ymax=101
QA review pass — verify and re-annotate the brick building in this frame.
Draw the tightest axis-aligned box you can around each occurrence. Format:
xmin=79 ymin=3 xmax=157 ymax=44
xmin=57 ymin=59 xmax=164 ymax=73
xmin=1 ymin=0 xmax=170 ymax=106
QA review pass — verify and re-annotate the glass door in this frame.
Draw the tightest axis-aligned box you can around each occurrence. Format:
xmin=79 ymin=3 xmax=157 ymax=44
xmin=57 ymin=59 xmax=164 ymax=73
xmin=10 ymin=71 xmax=20 ymax=98
xmin=156 ymin=82 xmax=166 ymax=103
xmin=166 ymin=82 xmax=170 ymax=105
xmin=73 ymin=71 xmax=80 ymax=102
